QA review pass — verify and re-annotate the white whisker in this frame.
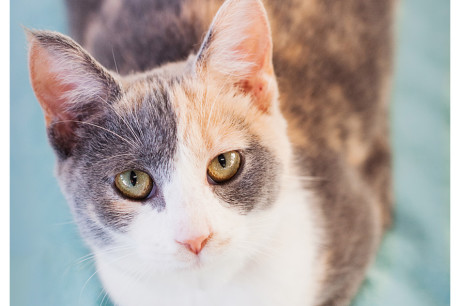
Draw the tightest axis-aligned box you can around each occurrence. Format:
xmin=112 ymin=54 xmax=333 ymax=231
xmin=52 ymin=119 xmax=138 ymax=148
xmin=95 ymin=95 xmax=142 ymax=146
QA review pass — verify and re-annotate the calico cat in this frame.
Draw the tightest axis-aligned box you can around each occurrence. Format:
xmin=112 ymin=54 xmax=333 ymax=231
xmin=27 ymin=0 xmax=394 ymax=305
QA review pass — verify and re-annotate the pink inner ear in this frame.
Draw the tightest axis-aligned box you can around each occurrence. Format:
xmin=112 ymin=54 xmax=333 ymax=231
xmin=238 ymin=76 xmax=272 ymax=112
xmin=233 ymin=23 xmax=274 ymax=112
xmin=29 ymin=42 xmax=76 ymax=125
xmin=234 ymin=16 xmax=274 ymax=77
xmin=203 ymin=0 xmax=276 ymax=112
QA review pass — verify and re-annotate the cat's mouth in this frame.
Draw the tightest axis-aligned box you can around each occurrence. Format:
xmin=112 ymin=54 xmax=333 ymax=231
xmin=175 ymin=250 xmax=212 ymax=270
xmin=172 ymin=245 xmax=233 ymax=272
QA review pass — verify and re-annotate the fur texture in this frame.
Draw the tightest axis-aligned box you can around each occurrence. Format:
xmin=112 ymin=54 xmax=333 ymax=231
xmin=28 ymin=0 xmax=394 ymax=305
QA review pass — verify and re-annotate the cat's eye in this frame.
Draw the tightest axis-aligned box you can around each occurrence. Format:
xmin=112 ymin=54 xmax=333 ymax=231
xmin=115 ymin=170 xmax=154 ymax=200
xmin=207 ymin=151 xmax=241 ymax=183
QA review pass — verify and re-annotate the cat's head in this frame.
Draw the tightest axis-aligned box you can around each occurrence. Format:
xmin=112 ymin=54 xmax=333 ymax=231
xmin=28 ymin=0 xmax=293 ymax=281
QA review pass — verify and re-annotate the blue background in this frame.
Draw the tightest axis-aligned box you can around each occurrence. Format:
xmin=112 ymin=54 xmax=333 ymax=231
xmin=10 ymin=0 xmax=450 ymax=305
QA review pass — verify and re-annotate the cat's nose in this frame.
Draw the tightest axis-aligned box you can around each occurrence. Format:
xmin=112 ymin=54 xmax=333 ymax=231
xmin=176 ymin=233 xmax=211 ymax=255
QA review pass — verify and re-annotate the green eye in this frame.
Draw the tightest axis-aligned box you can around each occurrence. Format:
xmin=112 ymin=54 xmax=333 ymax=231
xmin=207 ymin=151 xmax=241 ymax=183
xmin=115 ymin=170 xmax=154 ymax=200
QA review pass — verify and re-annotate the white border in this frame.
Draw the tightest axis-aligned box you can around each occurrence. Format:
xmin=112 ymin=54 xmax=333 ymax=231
xmin=451 ymin=0 xmax=456 ymax=304
xmin=2 ymin=0 xmax=10 ymax=305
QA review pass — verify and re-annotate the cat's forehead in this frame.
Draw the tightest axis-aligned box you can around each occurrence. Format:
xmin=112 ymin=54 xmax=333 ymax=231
xmin=116 ymin=74 xmax=260 ymax=154
xmin=86 ymin=76 xmax=179 ymax=176
xmin=172 ymin=79 xmax=254 ymax=152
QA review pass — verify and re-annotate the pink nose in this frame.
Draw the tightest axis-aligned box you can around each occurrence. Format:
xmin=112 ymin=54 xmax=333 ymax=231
xmin=176 ymin=234 xmax=211 ymax=255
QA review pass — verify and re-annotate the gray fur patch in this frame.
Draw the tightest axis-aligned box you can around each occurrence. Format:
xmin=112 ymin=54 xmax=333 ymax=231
xmin=213 ymin=141 xmax=282 ymax=213
xmin=61 ymin=78 xmax=178 ymax=245
xmin=76 ymin=0 xmax=211 ymax=75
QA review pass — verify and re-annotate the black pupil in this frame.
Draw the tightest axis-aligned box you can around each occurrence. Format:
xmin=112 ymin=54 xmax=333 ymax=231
xmin=130 ymin=171 xmax=138 ymax=186
xmin=218 ymin=154 xmax=226 ymax=168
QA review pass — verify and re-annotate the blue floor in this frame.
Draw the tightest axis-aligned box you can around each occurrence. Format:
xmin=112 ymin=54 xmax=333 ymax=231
xmin=10 ymin=0 xmax=450 ymax=305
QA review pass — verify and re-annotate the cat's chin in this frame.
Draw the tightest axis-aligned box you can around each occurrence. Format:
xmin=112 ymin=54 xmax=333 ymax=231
xmin=96 ymin=248 xmax=249 ymax=296
xmin=157 ymin=250 xmax=246 ymax=277
xmin=167 ymin=254 xmax=212 ymax=273
xmin=95 ymin=244 xmax=245 ymax=279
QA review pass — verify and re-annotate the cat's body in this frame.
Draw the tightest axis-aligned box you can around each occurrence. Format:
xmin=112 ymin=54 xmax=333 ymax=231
xmin=28 ymin=0 xmax=393 ymax=305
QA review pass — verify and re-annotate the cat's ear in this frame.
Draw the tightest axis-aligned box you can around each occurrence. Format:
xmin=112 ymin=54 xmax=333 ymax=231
xmin=27 ymin=30 xmax=121 ymax=158
xmin=195 ymin=0 xmax=276 ymax=113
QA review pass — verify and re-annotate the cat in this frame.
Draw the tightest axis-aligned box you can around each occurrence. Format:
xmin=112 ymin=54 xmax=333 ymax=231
xmin=27 ymin=0 xmax=394 ymax=305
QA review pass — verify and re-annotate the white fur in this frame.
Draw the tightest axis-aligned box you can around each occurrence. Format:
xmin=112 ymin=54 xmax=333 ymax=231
xmin=95 ymin=180 xmax=321 ymax=306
